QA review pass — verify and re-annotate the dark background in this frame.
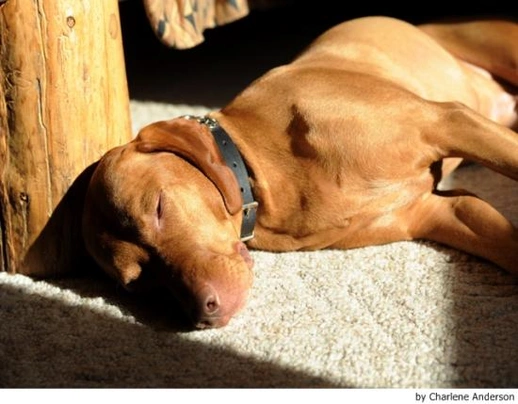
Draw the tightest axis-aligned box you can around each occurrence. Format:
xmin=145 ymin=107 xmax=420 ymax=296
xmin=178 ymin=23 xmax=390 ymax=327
xmin=119 ymin=0 xmax=517 ymax=106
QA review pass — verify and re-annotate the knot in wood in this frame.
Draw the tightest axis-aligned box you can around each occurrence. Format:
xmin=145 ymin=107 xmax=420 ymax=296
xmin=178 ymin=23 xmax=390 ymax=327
xmin=66 ymin=16 xmax=76 ymax=28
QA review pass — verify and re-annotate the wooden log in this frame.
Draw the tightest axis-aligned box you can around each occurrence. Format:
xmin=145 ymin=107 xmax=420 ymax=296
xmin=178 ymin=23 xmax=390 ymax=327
xmin=0 ymin=0 xmax=132 ymax=275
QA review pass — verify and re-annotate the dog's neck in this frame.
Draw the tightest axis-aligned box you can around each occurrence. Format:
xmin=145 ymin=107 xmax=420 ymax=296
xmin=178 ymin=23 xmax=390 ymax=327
xmin=181 ymin=115 xmax=258 ymax=242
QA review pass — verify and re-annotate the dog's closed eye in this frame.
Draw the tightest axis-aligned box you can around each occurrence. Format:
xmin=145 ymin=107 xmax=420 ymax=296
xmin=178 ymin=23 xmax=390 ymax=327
xmin=156 ymin=191 xmax=164 ymax=227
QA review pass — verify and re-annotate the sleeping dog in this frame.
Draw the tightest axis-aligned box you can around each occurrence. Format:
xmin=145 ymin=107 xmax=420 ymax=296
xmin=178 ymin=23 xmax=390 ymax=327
xmin=82 ymin=16 xmax=518 ymax=328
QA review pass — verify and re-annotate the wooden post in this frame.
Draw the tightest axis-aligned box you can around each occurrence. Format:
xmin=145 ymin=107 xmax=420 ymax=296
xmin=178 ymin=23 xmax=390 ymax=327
xmin=0 ymin=0 xmax=132 ymax=275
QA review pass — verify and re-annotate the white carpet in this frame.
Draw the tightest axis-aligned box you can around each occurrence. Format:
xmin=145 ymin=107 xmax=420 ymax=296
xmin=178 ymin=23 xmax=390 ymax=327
xmin=0 ymin=101 xmax=517 ymax=388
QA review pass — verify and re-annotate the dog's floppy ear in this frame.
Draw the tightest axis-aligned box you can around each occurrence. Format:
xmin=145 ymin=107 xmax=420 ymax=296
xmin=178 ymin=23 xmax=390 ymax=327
xmin=135 ymin=118 xmax=243 ymax=215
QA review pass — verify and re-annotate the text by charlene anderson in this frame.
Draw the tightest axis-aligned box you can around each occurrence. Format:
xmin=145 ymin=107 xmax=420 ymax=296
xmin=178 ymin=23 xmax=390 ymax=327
xmin=416 ymin=392 xmax=516 ymax=403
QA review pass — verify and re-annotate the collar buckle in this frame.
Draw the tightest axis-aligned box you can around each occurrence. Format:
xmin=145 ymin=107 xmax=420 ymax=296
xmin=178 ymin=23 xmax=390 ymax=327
xmin=240 ymin=201 xmax=259 ymax=242
xmin=243 ymin=201 xmax=259 ymax=216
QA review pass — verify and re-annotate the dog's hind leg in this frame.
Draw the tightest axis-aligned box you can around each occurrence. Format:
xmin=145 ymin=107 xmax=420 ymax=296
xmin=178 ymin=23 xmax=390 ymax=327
xmin=421 ymin=19 xmax=518 ymax=131
xmin=419 ymin=19 xmax=518 ymax=86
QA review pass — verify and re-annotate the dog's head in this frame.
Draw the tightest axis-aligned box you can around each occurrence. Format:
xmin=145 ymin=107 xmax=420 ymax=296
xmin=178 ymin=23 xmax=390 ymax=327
xmin=82 ymin=117 xmax=254 ymax=329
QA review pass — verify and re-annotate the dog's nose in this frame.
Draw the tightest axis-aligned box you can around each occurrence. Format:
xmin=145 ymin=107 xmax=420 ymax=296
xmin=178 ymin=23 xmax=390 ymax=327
xmin=193 ymin=285 xmax=228 ymax=329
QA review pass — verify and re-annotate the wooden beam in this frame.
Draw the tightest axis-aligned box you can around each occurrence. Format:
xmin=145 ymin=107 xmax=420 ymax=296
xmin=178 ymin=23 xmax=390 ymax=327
xmin=0 ymin=0 xmax=132 ymax=275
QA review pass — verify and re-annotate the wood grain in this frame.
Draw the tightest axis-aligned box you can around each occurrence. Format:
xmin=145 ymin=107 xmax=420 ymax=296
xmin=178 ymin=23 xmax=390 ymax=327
xmin=0 ymin=0 xmax=132 ymax=274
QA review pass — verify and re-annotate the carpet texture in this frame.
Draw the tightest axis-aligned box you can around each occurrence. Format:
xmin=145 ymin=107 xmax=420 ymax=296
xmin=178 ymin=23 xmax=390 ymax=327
xmin=1 ymin=101 xmax=517 ymax=388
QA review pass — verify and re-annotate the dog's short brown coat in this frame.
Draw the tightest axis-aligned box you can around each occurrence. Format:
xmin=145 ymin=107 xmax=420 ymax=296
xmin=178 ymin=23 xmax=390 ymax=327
xmin=82 ymin=17 xmax=518 ymax=328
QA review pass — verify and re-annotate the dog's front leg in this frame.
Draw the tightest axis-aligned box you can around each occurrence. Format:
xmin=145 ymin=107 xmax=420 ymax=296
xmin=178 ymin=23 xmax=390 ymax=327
xmin=426 ymin=101 xmax=518 ymax=179
xmin=408 ymin=191 xmax=518 ymax=274
xmin=406 ymin=101 xmax=518 ymax=273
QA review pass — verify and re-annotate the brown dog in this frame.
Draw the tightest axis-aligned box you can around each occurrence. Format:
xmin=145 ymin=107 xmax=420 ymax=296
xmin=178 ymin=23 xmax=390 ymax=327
xmin=82 ymin=16 xmax=518 ymax=329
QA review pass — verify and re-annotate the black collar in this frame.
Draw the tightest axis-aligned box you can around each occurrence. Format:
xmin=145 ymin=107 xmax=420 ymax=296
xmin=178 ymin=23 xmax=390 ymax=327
xmin=182 ymin=115 xmax=258 ymax=242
